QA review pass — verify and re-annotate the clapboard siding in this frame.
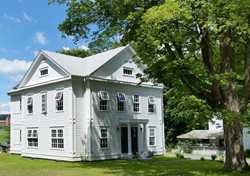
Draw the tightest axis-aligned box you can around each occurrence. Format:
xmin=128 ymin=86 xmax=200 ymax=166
xmin=21 ymin=80 xmax=71 ymax=158
xmin=90 ymin=80 xmax=163 ymax=157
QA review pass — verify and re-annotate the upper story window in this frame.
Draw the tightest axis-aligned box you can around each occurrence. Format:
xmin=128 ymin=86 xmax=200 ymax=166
xmin=41 ymin=94 xmax=47 ymax=113
xmin=27 ymin=129 xmax=38 ymax=147
xmin=117 ymin=92 xmax=126 ymax=112
xmin=40 ymin=68 xmax=48 ymax=76
xmin=123 ymin=67 xmax=133 ymax=76
xmin=27 ymin=97 xmax=33 ymax=114
xmin=133 ymin=95 xmax=140 ymax=112
xmin=55 ymin=92 xmax=63 ymax=111
xmin=148 ymin=96 xmax=156 ymax=113
xmin=99 ymin=91 xmax=109 ymax=111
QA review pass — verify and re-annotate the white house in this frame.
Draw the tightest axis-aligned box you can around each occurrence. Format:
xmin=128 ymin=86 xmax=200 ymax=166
xmin=7 ymin=45 xmax=165 ymax=161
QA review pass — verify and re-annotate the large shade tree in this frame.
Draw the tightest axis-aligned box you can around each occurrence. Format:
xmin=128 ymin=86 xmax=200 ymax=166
xmin=49 ymin=0 xmax=250 ymax=170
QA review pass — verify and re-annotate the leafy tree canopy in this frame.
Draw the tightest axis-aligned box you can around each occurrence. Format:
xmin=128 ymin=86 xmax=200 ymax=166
xmin=49 ymin=0 xmax=250 ymax=170
xmin=0 ymin=114 xmax=10 ymax=121
xmin=56 ymin=47 xmax=92 ymax=58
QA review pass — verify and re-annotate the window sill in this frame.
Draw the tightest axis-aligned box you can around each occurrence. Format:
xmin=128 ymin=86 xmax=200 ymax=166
xmin=148 ymin=112 xmax=156 ymax=115
xmin=27 ymin=113 xmax=33 ymax=116
xmin=133 ymin=112 xmax=141 ymax=114
xmin=123 ymin=74 xmax=134 ymax=77
xmin=40 ymin=75 xmax=49 ymax=78
xmin=27 ymin=147 xmax=39 ymax=149
xmin=50 ymin=148 xmax=64 ymax=151
xmin=100 ymin=148 xmax=109 ymax=150
xmin=56 ymin=111 xmax=64 ymax=113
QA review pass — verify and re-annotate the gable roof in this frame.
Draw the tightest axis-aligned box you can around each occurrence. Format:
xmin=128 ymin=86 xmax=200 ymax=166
xmin=41 ymin=46 xmax=128 ymax=77
xmin=9 ymin=45 xmax=136 ymax=92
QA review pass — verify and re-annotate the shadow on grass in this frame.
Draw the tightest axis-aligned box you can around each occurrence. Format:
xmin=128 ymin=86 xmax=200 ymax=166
xmin=64 ymin=156 xmax=250 ymax=176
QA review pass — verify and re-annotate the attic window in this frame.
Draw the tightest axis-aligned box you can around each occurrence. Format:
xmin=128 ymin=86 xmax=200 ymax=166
xmin=40 ymin=68 xmax=48 ymax=76
xmin=123 ymin=67 xmax=133 ymax=76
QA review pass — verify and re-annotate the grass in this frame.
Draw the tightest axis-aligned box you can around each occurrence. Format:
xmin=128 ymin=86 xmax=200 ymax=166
xmin=0 ymin=154 xmax=250 ymax=176
xmin=0 ymin=129 xmax=8 ymax=151
xmin=0 ymin=129 xmax=8 ymax=143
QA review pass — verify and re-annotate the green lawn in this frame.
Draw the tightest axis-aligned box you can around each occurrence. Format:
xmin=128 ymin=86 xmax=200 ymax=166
xmin=0 ymin=129 xmax=8 ymax=143
xmin=0 ymin=154 xmax=249 ymax=176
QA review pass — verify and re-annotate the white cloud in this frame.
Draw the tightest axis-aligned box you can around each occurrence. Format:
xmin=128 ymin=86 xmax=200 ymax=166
xmin=62 ymin=47 xmax=70 ymax=51
xmin=33 ymin=50 xmax=39 ymax=56
xmin=32 ymin=32 xmax=47 ymax=45
xmin=4 ymin=13 xmax=21 ymax=23
xmin=17 ymin=0 xmax=23 ymax=3
xmin=10 ymin=73 xmax=25 ymax=82
xmin=23 ymin=12 xmax=32 ymax=21
xmin=0 ymin=47 xmax=7 ymax=52
xmin=0 ymin=102 xmax=10 ymax=114
xmin=13 ymin=50 xmax=19 ymax=53
xmin=0 ymin=58 xmax=32 ymax=76
xmin=79 ymin=45 xmax=89 ymax=50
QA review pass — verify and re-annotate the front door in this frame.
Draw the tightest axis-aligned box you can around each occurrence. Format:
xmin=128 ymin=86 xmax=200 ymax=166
xmin=121 ymin=127 xmax=138 ymax=153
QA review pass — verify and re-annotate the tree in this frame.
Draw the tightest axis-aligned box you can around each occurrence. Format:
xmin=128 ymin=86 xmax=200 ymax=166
xmin=49 ymin=0 xmax=250 ymax=170
xmin=56 ymin=47 xmax=92 ymax=58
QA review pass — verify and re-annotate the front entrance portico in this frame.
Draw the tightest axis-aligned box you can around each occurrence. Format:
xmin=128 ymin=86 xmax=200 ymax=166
xmin=119 ymin=119 xmax=149 ymax=155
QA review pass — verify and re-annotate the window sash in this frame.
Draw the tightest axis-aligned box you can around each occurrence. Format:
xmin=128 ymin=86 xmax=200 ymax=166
xmin=117 ymin=92 xmax=126 ymax=102
xmin=117 ymin=101 xmax=125 ymax=111
xmin=27 ymin=129 xmax=38 ymax=138
xmin=55 ymin=92 xmax=63 ymax=101
xmin=123 ymin=68 xmax=133 ymax=75
xmin=51 ymin=129 xmax=64 ymax=149
xmin=148 ymin=104 xmax=155 ymax=113
xmin=42 ymin=94 xmax=47 ymax=112
xmin=148 ymin=96 xmax=156 ymax=105
xmin=100 ymin=128 xmax=108 ymax=148
xmin=99 ymin=91 xmax=109 ymax=100
xmin=40 ymin=69 xmax=48 ymax=76
xmin=100 ymin=100 xmax=108 ymax=111
xmin=27 ymin=97 xmax=33 ymax=105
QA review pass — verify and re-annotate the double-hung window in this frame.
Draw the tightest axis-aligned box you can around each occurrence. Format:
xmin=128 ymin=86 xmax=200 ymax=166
xmin=99 ymin=91 xmax=109 ymax=111
xmin=51 ymin=129 xmax=64 ymax=149
xmin=117 ymin=92 xmax=125 ymax=112
xmin=100 ymin=128 xmax=108 ymax=149
xmin=27 ymin=97 xmax=33 ymax=114
xmin=41 ymin=94 xmax=47 ymax=113
xmin=149 ymin=128 xmax=156 ymax=146
xmin=55 ymin=92 xmax=63 ymax=111
xmin=133 ymin=95 xmax=140 ymax=112
xmin=27 ymin=129 xmax=38 ymax=147
xmin=148 ymin=96 xmax=156 ymax=113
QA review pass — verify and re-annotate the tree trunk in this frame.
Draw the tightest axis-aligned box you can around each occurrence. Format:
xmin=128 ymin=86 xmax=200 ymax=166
xmin=223 ymin=117 xmax=250 ymax=171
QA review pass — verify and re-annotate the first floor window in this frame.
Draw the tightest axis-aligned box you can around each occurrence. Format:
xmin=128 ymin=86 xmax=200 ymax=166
xmin=100 ymin=128 xmax=108 ymax=148
xmin=51 ymin=129 xmax=64 ymax=149
xmin=55 ymin=92 xmax=63 ymax=111
xmin=149 ymin=128 xmax=155 ymax=146
xmin=27 ymin=129 xmax=38 ymax=147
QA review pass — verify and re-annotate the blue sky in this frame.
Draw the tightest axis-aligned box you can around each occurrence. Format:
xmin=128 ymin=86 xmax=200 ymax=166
xmin=0 ymin=0 xmax=89 ymax=114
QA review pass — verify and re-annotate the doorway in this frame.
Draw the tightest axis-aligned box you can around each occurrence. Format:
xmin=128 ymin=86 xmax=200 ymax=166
xmin=121 ymin=127 xmax=138 ymax=153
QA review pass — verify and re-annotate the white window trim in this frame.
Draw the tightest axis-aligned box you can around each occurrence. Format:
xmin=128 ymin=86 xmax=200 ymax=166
xmin=27 ymin=97 xmax=33 ymax=114
xmin=132 ymin=95 xmax=140 ymax=113
xmin=40 ymin=67 xmax=49 ymax=77
xmin=55 ymin=92 xmax=63 ymax=112
xmin=100 ymin=128 xmax=108 ymax=149
xmin=117 ymin=92 xmax=125 ymax=112
xmin=149 ymin=128 xmax=156 ymax=146
xmin=123 ymin=67 xmax=134 ymax=77
xmin=99 ymin=91 xmax=109 ymax=111
xmin=27 ymin=129 xmax=38 ymax=148
xmin=41 ymin=93 xmax=47 ymax=113
xmin=50 ymin=128 xmax=64 ymax=150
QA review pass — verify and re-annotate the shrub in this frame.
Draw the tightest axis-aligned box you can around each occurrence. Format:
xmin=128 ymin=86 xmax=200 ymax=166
xmin=165 ymin=144 xmax=174 ymax=152
xmin=180 ymin=155 xmax=184 ymax=158
xmin=211 ymin=154 xmax=217 ymax=160
xmin=200 ymin=157 xmax=205 ymax=161
xmin=175 ymin=152 xmax=181 ymax=157
xmin=177 ymin=139 xmax=195 ymax=154
xmin=245 ymin=149 xmax=250 ymax=157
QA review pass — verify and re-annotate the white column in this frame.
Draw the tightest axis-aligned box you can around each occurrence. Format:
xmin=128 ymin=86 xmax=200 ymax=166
xmin=127 ymin=123 xmax=132 ymax=155
xmin=144 ymin=123 xmax=148 ymax=153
